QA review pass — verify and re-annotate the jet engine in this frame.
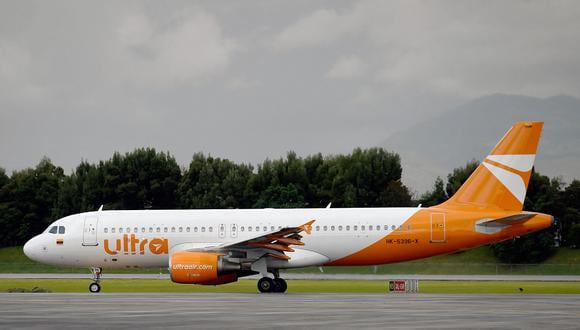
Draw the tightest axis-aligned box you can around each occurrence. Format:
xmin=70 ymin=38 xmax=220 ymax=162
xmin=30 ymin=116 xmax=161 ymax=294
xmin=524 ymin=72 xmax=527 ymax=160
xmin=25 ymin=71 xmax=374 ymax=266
xmin=169 ymin=251 xmax=240 ymax=285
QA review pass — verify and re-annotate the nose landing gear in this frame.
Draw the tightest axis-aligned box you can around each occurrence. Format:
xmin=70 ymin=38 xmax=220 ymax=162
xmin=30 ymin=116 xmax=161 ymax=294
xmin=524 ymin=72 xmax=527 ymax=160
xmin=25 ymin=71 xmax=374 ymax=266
xmin=89 ymin=267 xmax=102 ymax=293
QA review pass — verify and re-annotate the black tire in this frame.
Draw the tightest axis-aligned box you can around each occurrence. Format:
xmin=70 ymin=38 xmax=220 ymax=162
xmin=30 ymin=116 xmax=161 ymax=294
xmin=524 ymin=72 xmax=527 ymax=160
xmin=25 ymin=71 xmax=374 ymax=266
xmin=89 ymin=282 xmax=101 ymax=293
xmin=257 ymin=277 xmax=275 ymax=293
xmin=274 ymin=278 xmax=287 ymax=293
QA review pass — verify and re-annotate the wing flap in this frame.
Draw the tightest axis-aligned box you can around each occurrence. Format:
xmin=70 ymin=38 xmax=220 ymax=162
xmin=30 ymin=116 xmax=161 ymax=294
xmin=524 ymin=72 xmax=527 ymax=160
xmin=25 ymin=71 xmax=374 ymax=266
xmin=180 ymin=219 xmax=316 ymax=261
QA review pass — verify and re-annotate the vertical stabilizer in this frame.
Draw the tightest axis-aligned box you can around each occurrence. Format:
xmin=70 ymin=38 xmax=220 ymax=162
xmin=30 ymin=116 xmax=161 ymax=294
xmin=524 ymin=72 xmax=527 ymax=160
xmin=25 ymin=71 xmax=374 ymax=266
xmin=441 ymin=121 xmax=543 ymax=211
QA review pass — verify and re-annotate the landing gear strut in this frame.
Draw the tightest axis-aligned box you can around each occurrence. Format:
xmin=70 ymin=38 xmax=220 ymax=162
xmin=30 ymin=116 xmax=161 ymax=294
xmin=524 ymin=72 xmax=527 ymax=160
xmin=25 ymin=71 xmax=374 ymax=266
xmin=257 ymin=276 xmax=287 ymax=293
xmin=89 ymin=267 xmax=102 ymax=293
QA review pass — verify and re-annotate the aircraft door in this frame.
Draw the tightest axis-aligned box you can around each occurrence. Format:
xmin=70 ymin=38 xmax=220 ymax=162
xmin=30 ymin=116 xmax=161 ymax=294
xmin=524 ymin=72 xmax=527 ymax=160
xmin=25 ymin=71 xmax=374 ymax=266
xmin=219 ymin=223 xmax=226 ymax=239
xmin=230 ymin=224 xmax=238 ymax=238
xmin=430 ymin=213 xmax=446 ymax=243
xmin=82 ymin=215 xmax=99 ymax=246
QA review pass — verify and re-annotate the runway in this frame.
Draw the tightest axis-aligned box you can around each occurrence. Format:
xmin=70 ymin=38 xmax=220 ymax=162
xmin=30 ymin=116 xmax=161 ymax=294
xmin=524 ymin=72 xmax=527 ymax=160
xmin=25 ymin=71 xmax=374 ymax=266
xmin=0 ymin=293 xmax=579 ymax=329
xmin=2 ymin=273 xmax=579 ymax=281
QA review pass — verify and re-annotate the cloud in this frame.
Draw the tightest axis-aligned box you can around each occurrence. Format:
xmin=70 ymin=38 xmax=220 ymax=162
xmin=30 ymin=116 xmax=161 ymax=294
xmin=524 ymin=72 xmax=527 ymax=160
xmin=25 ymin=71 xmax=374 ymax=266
xmin=0 ymin=42 xmax=48 ymax=103
xmin=273 ymin=1 xmax=580 ymax=98
xmin=327 ymin=56 xmax=366 ymax=79
xmin=117 ymin=10 xmax=236 ymax=87
xmin=272 ymin=8 xmax=361 ymax=50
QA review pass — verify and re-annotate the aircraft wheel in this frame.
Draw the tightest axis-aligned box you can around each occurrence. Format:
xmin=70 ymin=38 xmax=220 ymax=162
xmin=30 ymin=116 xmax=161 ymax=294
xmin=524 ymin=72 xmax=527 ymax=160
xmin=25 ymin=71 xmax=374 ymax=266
xmin=257 ymin=277 xmax=275 ymax=293
xmin=89 ymin=282 xmax=101 ymax=293
xmin=274 ymin=278 xmax=287 ymax=293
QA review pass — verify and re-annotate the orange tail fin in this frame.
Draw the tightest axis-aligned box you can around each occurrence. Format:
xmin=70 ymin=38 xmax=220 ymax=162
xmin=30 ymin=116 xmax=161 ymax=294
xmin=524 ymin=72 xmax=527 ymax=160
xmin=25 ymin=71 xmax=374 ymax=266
xmin=441 ymin=121 xmax=543 ymax=211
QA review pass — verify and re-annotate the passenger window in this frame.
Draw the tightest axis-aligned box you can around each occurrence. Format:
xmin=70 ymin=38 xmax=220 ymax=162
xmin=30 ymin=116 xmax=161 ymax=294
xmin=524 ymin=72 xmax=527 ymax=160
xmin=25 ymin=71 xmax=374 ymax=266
xmin=164 ymin=227 xmax=168 ymax=233
xmin=49 ymin=226 xmax=58 ymax=234
xmin=263 ymin=226 xmax=267 ymax=232
xmin=353 ymin=225 xmax=358 ymax=231
xmin=240 ymin=226 xmax=245 ymax=232
xmin=361 ymin=225 xmax=365 ymax=231
xmin=323 ymin=226 xmax=327 ymax=231
xmin=338 ymin=225 xmax=343 ymax=231
xmin=171 ymin=227 xmax=176 ymax=233
xmin=278 ymin=226 xmax=282 ymax=230
xmin=271 ymin=226 xmax=275 ymax=231
xmin=186 ymin=227 xmax=190 ymax=232
xmin=368 ymin=225 xmax=373 ymax=231
xmin=201 ymin=227 xmax=206 ymax=233
xmin=126 ymin=227 xmax=130 ymax=233
xmin=179 ymin=227 xmax=183 ymax=233
xmin=255 ymin=226 xmax=259 ymax=232
xmin=208 ymin=227 xmax=213 ymax=233
xmin=384 ymin=225 xmax=388 ymax=231
xmin=376 ymin=225 xmax=380 ymax=231
xmin=156 ymin=227 xmax=160 ymax=233
xmin=331 ymin=225 xmax=335 ymax=231
xmin=111 ymin=228 xmax=116 ymax=233
xmin=119 ymin=228 xmax=123 ymax=233
xmin=141 ymin=227 xmax=145 ymax=233
xmin=346 ymin=225 xmax=350 ymax=231
xmin=58 ymin=226 xmax=65 ymax=234
xmin=248 ymin=226 xmax=252 ymax=232
xmin=149 ymin=227 xmax=153 ymax=233
xmin=104 ymin=228 xmax=108 ymax=233
xmin=316 ymin=226 xmax=320 ymax=231
xmin=194 ymin=227 xmax=198 ymax=233
xmin=391 ymin=225 xmax=396 ymax=230
xmin=134 ymin=227 xmax=138 ymax=233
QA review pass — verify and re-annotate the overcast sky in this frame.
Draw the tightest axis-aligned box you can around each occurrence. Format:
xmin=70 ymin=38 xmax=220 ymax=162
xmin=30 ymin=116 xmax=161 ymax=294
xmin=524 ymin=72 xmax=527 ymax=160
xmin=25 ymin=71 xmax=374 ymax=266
xmin=1 ymin=1 xmax=579 ymax=181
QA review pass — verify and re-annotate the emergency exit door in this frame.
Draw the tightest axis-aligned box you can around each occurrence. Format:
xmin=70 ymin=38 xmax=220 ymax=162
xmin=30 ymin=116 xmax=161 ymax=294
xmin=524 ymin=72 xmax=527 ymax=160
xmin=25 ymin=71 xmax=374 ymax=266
xmin=82 ymin=215 xmax=98 ymax=246
xmin=430 ymin=213 xmax=446 ymax=243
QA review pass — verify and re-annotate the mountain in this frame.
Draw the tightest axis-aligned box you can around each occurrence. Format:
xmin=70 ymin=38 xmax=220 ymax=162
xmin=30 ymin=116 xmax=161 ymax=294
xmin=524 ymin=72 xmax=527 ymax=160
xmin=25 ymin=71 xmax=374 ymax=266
xmin=381 ymin=94 xmax=580 ymax=195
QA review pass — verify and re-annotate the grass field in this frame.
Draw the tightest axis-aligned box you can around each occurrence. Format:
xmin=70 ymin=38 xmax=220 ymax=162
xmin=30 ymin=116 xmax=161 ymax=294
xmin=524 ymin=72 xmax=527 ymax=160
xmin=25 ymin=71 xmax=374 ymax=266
xmin=2 ymin=245 xmax=579 ymax=275
xmin=1 ymin=279 xmax=579 ymax=294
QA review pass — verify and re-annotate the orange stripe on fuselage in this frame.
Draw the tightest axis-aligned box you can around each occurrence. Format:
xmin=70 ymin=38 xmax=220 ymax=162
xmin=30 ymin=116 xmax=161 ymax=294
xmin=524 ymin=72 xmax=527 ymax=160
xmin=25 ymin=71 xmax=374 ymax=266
xmin=327 ymin=208 xmax=552 ymax=266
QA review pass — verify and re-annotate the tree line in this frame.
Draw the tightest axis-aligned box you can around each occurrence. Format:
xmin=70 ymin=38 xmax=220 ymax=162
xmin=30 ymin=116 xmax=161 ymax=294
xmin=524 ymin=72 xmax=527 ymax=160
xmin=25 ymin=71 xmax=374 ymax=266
xmin=0 ymin=148 xmax=577 ymax=262
xmin=0 ymin=148 xmax=411 ymax=248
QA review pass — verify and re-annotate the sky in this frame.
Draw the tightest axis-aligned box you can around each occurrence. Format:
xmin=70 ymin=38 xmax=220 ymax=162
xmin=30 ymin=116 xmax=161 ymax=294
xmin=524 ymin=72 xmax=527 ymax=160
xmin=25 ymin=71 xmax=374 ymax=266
xmin=1 ymin=1 xmax=579 ymax=191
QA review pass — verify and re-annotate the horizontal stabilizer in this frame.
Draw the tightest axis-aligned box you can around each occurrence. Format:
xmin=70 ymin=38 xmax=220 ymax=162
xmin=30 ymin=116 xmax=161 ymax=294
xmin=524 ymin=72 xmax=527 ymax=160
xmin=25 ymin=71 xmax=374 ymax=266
xmin=475 ymin=213 xmax=536 ymax=234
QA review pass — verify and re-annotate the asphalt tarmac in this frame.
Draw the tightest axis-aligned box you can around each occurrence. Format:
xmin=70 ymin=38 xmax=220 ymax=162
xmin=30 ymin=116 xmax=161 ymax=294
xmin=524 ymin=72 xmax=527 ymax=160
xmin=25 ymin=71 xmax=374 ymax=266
xmin=2 ymin=273 xmax=580 ymax=281
xmin=1 ymin=293 xmax=579 ymax=329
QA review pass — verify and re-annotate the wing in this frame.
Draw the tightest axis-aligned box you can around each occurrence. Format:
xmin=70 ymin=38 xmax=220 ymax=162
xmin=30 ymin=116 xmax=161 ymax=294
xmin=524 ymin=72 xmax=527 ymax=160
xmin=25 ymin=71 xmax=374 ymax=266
xmin=176 ymin=219 xmax=315 ymax=261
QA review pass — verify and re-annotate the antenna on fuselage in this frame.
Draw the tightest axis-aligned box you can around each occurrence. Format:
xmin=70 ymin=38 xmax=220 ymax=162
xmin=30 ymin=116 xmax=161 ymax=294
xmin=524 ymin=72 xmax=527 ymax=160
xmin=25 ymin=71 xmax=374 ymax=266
xmin=326 ymin=202 xmax=332 ymax=209
xmin=98 ymin=205 xmax=104 ymax=212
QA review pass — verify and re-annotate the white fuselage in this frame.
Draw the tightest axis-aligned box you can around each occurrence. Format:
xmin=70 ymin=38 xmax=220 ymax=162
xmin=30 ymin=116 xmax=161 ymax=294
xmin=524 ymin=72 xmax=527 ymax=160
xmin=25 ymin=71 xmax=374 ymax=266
xmin=24 ymin=208 xmax=419 ymax=270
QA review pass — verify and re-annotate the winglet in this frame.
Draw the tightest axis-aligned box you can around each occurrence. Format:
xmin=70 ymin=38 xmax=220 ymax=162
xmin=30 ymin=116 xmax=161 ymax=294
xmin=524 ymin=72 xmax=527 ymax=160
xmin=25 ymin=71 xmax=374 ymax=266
xmin=299 ymin=220 xmax=315 ymax=235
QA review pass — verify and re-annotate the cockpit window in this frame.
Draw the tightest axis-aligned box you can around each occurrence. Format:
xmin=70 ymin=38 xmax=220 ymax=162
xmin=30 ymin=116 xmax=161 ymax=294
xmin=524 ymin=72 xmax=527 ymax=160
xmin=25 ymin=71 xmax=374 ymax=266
xmin=58 ymin=226 xmax=65 ymax=234
xmin=49 ymin=226 xmax=58 ymax=234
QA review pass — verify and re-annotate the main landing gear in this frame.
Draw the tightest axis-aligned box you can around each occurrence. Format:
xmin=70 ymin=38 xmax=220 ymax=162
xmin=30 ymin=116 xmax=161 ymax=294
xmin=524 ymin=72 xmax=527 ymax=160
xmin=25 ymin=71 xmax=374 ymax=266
xmin=257 ymin=277 xmax=287 ymax=293
xmin=89 ymin=267 xmax=102 ymax=293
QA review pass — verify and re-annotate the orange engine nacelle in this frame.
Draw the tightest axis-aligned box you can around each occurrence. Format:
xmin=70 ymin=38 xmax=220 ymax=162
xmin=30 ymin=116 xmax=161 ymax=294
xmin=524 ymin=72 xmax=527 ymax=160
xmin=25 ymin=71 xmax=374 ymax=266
xmin=170 ymin=251 xmax=240 ymax=285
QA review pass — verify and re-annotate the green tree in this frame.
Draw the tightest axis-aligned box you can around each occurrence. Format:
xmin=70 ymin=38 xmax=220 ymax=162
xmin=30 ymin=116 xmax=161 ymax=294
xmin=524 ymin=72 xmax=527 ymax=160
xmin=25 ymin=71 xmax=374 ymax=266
xmin=326 ymin=148 xmax=410 ymax=207
xmin=560 ymin=180 xmax=580 ymax=248
xmin=100 ymin=148 xmax=181 ymax=210
xmin=0 ymin=158 xmax=64 ymax=246
xmin=179 ymin=153 xmax=253 ymax=209
xmin=419 ymin=177 xmax=448 ymax=207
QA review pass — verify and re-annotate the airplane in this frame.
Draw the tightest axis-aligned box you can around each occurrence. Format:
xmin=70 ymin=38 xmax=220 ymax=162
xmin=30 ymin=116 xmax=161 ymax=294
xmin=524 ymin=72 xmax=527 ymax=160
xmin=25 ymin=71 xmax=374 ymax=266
xmin=23 ymin=121 xmax=553 ymax=293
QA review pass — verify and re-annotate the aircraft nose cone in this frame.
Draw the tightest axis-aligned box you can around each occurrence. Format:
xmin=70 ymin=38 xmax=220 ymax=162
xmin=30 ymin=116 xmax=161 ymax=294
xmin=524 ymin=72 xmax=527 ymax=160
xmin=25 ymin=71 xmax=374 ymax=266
xmin=23 ymin=238 xmax=38 ymax=261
